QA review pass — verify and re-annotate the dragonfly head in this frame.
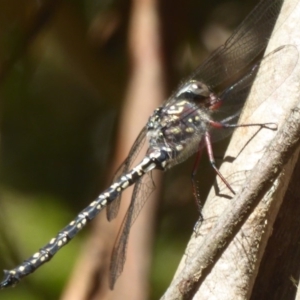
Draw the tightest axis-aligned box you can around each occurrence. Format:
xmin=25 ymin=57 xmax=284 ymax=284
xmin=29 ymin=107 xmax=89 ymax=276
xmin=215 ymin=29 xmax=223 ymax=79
xmin=176 ymin=80 xmax=220 ymax=109
xmin=176 ymin=80 xmax=209 ymax=100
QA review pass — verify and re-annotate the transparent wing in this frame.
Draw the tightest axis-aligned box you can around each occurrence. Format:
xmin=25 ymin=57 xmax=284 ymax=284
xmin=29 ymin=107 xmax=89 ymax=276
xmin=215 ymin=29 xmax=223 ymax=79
xmin=106 ymin=126 xmax=148 ymax=221
xmin=165 ymin=0 xmax=293 ymax=109
xmin=161 ymin=45 xmax=298 ymax=150
xmin=209 ymin=44 xmax=298 ymax=143
xmin=109 ymin=172 xmax=155 ymax=289
xmin=187 ymin=0 xmax=286 ymax=90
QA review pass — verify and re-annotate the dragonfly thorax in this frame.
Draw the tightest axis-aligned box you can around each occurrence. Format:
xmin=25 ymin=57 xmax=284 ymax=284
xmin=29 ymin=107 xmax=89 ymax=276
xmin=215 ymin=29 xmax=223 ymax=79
xmin=146 ymin=81 xmax=215 ymax=168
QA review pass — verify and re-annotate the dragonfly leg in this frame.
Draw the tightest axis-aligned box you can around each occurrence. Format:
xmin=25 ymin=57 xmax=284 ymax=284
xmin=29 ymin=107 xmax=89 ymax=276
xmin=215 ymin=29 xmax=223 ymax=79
xmin=204 ymin=131 xmax=235 ymax=195
xmin=210 ymin=120 xmax=277 ymax=130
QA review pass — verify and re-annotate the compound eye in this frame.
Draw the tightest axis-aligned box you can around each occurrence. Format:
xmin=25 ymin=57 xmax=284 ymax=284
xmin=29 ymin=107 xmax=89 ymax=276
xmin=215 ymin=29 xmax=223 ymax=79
xmin=176 ymin=81 xmax=209 ymax=99
xmin=190 ymin=82 xmax=204 ymax=95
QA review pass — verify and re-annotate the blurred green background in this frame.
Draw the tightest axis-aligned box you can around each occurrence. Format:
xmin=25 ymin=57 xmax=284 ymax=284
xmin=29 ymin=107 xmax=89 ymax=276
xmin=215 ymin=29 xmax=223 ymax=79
xmin=0 ymin=0 xmax=259 ymax=299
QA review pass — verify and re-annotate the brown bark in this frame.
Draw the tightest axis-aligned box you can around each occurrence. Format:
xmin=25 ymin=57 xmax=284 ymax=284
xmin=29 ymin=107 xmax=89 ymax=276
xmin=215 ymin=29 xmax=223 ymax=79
xmin=61 ymin=0 xmax=165 ymax=299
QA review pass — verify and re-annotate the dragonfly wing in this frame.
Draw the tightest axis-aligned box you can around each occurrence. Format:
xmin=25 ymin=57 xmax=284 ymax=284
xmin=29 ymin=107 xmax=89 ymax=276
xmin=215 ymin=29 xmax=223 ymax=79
xmin=209 ymin=45 xmax=298 ymax=143
xmin=109 ymin=172 xmax=155 ymax=289
xmin=161 ymin=0 xmax=296 ymax=111
xmin=106 ymin=126 xmax=148 ymax=221
xmin=188 ymin=0 xmax=287 ymax=90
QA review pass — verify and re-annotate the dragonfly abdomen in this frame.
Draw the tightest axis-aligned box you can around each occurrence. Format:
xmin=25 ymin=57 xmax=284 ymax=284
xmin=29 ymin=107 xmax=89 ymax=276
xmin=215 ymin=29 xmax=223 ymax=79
xmin=0 ymin=150 xmax=167 ymax=288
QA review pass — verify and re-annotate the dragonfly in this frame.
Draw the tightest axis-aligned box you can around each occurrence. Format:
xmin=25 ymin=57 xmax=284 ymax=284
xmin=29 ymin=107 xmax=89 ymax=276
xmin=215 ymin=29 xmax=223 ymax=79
xmin=0 ymin=0 xmax=296 ymax=290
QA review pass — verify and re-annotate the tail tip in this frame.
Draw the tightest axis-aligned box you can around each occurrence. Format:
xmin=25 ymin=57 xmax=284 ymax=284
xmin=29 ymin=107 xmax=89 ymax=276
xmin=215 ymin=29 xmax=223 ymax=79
xmin=0 ymin=270 xmax=19 ymax=289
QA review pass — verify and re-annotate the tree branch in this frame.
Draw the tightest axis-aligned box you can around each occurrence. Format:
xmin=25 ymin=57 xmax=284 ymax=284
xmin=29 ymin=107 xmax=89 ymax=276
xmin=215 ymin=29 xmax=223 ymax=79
xmin=162 ymin=0 xmax=300 ymax=299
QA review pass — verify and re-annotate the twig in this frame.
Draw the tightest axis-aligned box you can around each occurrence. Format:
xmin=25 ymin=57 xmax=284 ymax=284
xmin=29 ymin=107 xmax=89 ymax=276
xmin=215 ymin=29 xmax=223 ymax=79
xmin=161 ymin=0 xmax=300 ymax=298
xmin=61 ymin=0 xmax=165 ymax=298
xmin=162 ymin=106 xmax=300 ymax=299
